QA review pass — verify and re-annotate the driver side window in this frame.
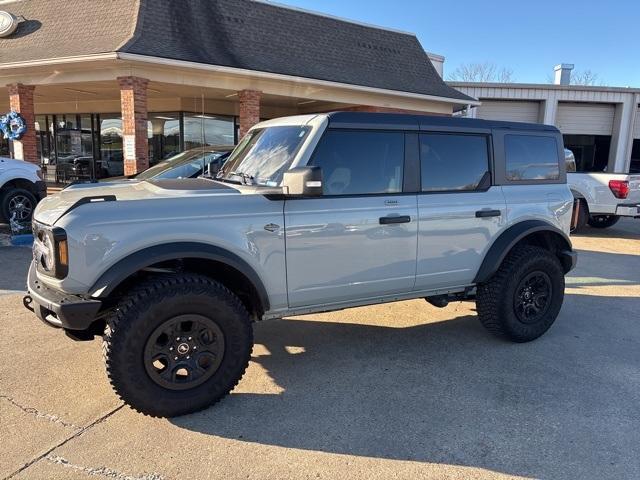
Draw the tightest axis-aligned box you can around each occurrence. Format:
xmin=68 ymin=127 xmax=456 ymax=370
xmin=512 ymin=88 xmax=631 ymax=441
xmin=310 ymin=129 xmax=404 ymax=195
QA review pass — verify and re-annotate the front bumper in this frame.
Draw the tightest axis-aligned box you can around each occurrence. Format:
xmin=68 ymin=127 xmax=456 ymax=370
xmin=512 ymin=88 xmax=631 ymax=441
xmin=24 ymin=263 xmax=101 ymax=331
xmin=615 ymin=203 xmax=640 ymax=217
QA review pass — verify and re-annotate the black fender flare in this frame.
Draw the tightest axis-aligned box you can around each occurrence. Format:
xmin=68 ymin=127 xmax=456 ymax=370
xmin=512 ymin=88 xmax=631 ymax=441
xmin=88 ymin=242 xmax=270 ymax=311
xmin=474 ymin=220 xmax=575 ymax=284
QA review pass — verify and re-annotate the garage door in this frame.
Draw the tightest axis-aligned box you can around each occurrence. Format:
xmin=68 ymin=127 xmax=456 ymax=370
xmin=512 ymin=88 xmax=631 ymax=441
xmin=556 ymin=103 xmax=615 ymax=135
xmin=476 ymin=100 xmax=540 ymax=123
xmin=634 ymin=107 xmax=640 ymax=139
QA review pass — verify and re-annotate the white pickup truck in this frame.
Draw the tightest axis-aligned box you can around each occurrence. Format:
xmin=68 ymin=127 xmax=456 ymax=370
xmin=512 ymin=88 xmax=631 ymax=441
xmin=0 ymin=156 xmax=47 ymax=225
xmin=566 ymin=150 xmax=640 ymax=231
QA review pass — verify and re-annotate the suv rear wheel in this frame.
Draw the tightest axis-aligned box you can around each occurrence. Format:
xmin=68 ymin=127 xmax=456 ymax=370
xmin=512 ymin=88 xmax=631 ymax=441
xmin=476 ymin=245 xmax=564 ymax=342
xmin=103 ymin=273 xmax=253 ymax=417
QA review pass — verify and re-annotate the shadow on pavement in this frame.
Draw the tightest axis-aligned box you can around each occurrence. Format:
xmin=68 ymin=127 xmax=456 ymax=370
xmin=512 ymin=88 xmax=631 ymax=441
xmin=172 ymin=289 xmax=640 ymax=479
xmin=567 ymin=248 xmax=640 ymax=288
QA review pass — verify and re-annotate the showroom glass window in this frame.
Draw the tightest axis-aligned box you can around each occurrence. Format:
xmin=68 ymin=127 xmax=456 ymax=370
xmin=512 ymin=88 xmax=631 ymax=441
xmin=505 ymin=135 xmax=560 ymax=181
xmin=183 ymin=114 xmax=235 ymax=150
xmin=420 ymin=133 xmax=489 ymax=191
xmin=54 ymin=115 xmax=79 ymax=161
xmin=99 ymin=114 xmax=124 ymax=178
xmin=35 ymin=116 xmax=52 ymax=163
xmin=35 ymin=116 xmax=54 ymax=181
xmin=52 ymin=114 xmax=98 ymax=181
xmin=148 ymin=112 xmax=181 ymax=165
xmin=310 ymin=130 xmax=404 ymax=195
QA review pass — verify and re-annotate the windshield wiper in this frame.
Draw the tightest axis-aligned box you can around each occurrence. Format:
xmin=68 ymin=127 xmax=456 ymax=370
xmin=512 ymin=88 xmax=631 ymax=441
xmin=229 ymin=171 xmax=255 ymax=185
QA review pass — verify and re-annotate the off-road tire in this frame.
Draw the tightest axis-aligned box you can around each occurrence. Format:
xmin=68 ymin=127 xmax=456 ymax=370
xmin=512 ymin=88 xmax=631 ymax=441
xmin=587 ymin=214 xmax=620 ymax=229
xmin=103 ymin=273 xmax=253 ymax=417
xmin=476 ymin=245 xmax=564 ymax=343
xmin=1 ymin=188 xmax=37 ymax=223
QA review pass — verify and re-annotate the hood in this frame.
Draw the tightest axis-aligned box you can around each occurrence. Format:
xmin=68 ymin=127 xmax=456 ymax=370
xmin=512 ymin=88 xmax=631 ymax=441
xmin=34 ymin=178 xmax=241 ymax=226
xmin=0 ymin=156 xmax=41 ymax=172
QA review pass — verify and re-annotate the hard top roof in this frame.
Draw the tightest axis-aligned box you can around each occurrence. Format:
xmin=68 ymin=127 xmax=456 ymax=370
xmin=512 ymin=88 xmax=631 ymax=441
xmin=326 ymin=112 xmax=560 ymax=132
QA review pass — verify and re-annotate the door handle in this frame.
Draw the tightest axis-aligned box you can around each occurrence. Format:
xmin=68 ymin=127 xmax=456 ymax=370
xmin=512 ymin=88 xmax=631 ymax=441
xmin=379 ymin=215 xmax=411 ymax=224
xmin=475 ymin=209 xmax=502 ymax=218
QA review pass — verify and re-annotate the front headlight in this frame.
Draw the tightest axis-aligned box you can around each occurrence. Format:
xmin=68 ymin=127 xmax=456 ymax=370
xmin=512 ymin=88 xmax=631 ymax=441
xmin=36 ymin=168 xmax=44 ymax=180
xmin=33 ymin=223 xmax=68 ymax=279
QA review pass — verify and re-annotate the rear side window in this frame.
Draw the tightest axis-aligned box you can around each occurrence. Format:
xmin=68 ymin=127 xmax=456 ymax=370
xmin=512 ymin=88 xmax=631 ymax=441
xmin=505 ymin=135 xmax=560 ymax=181
xmin=420 ymin=133 xmax=489 ymax=192
xmin=310 ymin=130 xmax=404 ymax=195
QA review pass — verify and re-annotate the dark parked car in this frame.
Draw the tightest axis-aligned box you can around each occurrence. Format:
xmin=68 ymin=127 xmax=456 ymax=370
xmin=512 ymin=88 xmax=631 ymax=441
xmin=65 ymin=147 xmax=233 ymax=190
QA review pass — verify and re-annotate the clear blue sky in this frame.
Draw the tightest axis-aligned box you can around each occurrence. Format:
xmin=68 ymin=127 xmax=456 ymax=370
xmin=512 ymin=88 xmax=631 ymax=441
xmin=275 ymin=0 xmax=640 ymax=87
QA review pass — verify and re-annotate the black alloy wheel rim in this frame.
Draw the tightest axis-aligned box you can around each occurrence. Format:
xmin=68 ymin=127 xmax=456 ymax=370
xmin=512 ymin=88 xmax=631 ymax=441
xmin=143 ymin=314 xmax=225 ymax=391
xmin=8 ymin=194 xmax=33 ymax=222
xmin=514 ymin=271 xmax=553 ymax=324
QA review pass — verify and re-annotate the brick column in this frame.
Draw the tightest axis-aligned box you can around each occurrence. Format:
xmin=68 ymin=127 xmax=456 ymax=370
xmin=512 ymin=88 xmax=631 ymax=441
xmin=6 ymin=83 xmax=38 ymax=164
xmin=117 ymin=76 xmax=149 ymax=175
xmin=238 ymin=89 xmax=262 ymax=139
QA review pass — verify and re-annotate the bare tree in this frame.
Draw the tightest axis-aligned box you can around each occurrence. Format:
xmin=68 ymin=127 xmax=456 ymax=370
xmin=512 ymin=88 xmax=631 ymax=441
xmin=447 ymin=62 xmax=515 ymax=83
xmin=546 ymin=69 xmax=607 ymax=86
xmin=571 ymin=69 xmax=605 ymax=86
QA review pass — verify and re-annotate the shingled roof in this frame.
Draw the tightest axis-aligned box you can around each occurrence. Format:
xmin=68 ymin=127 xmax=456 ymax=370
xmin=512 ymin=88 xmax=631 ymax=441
xmin=0 ymin=0 xmax=471 ymax=101
xmin=0 ymin=0 xmax=138 ymax=61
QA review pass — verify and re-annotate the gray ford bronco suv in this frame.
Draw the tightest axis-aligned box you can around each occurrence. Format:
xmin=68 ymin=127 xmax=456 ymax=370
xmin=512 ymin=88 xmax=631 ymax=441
xmin=24 ymin=112 xmax=577 ymax=417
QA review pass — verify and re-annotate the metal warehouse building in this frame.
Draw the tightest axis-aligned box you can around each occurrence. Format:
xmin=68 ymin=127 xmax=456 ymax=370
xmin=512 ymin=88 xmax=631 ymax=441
xmin=451 ymin=65 xmax=640 ymax=175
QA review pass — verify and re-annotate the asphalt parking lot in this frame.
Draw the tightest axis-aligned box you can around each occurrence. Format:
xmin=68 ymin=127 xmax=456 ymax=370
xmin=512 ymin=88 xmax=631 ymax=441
xmin=1 ymin=220 xmax=639 ymax=480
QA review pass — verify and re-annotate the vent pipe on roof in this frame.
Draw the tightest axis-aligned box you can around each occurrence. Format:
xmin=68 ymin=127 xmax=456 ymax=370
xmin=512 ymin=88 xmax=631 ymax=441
xmin=554 ymin=64 xmax=574 ymax=86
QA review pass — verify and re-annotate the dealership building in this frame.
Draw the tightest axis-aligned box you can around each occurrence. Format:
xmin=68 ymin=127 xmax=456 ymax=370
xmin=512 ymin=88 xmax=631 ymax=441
xmin=0 ymin=0 xmax=473 ymax=180
xmin=451 ymin=64 xmax=640 ymax=174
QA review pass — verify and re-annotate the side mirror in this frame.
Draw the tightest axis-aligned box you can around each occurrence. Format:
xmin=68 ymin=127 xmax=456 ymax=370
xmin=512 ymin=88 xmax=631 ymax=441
xmin=282 ymin=166 xmax=323 ymax=197
xmin=564 ymin=148 xmax=576 ymax=173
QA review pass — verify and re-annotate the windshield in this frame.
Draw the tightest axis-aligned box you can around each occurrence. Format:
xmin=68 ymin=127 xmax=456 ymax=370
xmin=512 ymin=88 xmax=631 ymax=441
xmin=135 ymin=150 xmax=228 ymax=180
xmin=218 ymin=126 xmax=310 ymax=186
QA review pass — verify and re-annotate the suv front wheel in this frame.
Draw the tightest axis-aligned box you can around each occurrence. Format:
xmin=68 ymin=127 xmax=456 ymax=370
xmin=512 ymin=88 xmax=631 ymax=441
xmin=103 ymin=273 xmax=253 ymax=417
xmin=476 ymin=245 xmax=565 ymax=342
xmin=1 ymin=188 xmax=37 ymax=224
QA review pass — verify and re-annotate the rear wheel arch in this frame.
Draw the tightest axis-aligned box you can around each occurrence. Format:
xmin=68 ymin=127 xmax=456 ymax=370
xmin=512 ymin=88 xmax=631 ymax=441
xmin=90 ymin=242 xmax=270 ymax=320
xmin=474 ymin=220 xmax=573 ymax=284
xmin=570 ymin=188 xmax=587 ymax=203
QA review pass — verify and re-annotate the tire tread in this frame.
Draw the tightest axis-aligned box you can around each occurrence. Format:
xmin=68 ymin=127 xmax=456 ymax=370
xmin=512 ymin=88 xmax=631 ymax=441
xmin=103 ymin=273 xmax=252 ymax=417
xmin=476 ymin=245 xmax=563 ymax=342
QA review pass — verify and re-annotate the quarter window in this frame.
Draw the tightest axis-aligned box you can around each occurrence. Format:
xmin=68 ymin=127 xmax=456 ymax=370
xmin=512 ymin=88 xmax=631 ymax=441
xmin=311 ymin=130 xmax=404 ymax=195
xmin=505 ymin=135 xmax=560 ymax=181
xmin=420 ymin=134 xmax=489 ymax=192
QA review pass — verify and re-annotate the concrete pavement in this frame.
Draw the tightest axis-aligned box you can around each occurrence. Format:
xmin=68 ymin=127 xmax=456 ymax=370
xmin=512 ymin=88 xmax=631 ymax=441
xmin=1 ymin=219 xmax=639 ymax=479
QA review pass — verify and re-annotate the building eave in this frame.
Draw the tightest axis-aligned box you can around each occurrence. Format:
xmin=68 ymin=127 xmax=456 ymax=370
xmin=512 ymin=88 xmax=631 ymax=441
xmin=116 ymin=52 xmax=480 ymax=107
xmin=0 ymin=53 xmax=119 ymax=70
xmin=448 ymin=81 xmax=640 ymax=94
